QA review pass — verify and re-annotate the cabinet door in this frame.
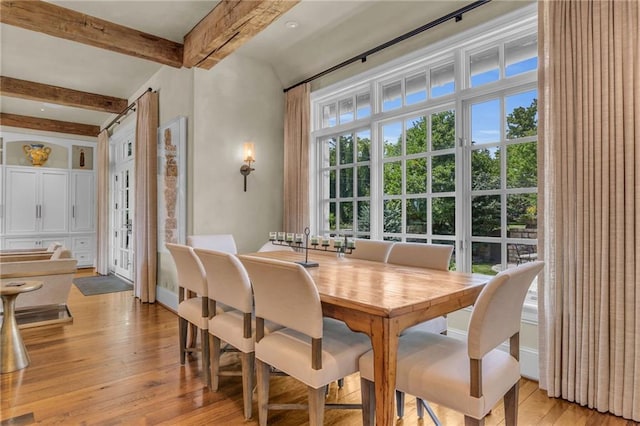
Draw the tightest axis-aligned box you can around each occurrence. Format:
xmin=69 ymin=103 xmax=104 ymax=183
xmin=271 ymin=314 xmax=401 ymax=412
xmin=5 ymin=168 xmax=38 ymax=234
xmin=71 ymin=172 xmax=95 ymax=232
xmin=40 ymin=170 xmax=69 ymax=233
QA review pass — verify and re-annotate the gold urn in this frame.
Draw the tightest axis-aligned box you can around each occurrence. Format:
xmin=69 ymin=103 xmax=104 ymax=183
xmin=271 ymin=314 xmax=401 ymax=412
xmin=23 ymin=144 xmax=52 ymax=167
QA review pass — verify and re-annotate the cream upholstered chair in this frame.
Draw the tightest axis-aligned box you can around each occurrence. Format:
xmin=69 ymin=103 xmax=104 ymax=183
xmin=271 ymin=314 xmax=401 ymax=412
xmin=360 ymin=261 xmax=544 ymax=426
xmin=187 ymin=234 xmax=237 ymax=254
xmin=166 ymin=243 xmax=210 ymax=385
xmin=240 ymin=255 xmax=372 ymax=426
xmin=195 ymin=248 xmax=281 ymax=420
xmin=386 ymin=242 xmax=454 ymax=418
xmin=345 ymin=239 xmax=394 ymax=262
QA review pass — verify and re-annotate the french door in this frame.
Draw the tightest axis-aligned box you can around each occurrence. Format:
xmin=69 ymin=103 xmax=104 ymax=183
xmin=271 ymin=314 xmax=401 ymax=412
xmin=110 ymin=126 xmax=135 ymax=282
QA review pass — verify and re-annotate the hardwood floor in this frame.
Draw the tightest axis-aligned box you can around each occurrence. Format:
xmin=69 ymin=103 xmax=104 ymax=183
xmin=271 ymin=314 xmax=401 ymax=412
xmin=1 ymin=270 xmax=637 ymax=425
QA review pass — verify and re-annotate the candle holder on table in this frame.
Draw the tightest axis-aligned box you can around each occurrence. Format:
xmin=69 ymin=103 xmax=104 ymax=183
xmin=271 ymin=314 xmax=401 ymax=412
xmin=268 ymin=227 xmax=355 ymax=268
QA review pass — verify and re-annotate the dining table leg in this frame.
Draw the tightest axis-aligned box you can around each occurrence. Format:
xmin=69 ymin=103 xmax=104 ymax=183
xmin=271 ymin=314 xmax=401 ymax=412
xmin=370 ymin=316 xmax=399 ymax=426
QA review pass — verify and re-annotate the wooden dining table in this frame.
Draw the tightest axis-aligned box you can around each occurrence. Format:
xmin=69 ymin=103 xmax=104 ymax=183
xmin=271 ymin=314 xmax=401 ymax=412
xmin=240 ymin=249 xmax=490 ymax=426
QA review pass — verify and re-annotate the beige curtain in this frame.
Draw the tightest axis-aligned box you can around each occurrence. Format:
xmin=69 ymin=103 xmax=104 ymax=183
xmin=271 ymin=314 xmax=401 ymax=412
xmin=134 ymin=91 xmax=159 ymax=303
xmin=96 ymin=129 xmax=110 ymax=275
xmin=283 ymin=83 xmax=311 ymax=233
xmin=538 ymin=0 xmax=639 ymax=421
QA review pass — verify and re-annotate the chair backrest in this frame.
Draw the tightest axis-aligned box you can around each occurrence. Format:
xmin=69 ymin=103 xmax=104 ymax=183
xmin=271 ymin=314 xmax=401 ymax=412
xmin=47 ymin=242 xmax=62 ymax=252
xmin=195 ymin=248 xmax=253 ymax=314
xmin=241 ymin=255 xmax=323 ymax=339
xmin=50 ymin=247 xmax=72 ymax=259
xmin=187 ymin=234 xmax=237 ymax=254
xmin=346 ymin=239 xmax=394 ymax=262
xmin=258 ymin=241 xmax=294 ymax=252
xmin=467 ymin=261 xmax=544 ymax=359
xmin=387 ymin=242 xmax=453 ymax=270
xmin=166 ymin=243 xmax=207 ymax=296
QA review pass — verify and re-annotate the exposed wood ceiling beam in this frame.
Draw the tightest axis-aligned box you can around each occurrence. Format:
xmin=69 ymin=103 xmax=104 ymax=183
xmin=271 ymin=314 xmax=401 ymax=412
xmin=0 ymin=76 xmax=128 ymax=114
xmin=183 ymin=0 xmax=299 ymax=69
xmin=0 ymin=0 xmax=183 ymax=68
xmin=0 ymin=113 xmax=100 ymax=137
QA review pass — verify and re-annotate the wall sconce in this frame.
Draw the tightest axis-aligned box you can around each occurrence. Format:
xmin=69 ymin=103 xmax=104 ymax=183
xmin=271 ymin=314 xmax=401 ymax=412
xmin=240 ymin=142 xmax=255 ymax=192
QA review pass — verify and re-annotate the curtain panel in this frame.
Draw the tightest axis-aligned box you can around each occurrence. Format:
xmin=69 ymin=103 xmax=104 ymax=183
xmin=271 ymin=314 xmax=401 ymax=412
xmin=134 ymin=91 xmax=159 ymax=303
xmin=538 ymin=0 xmax=639 ymax=421
xmin=283 ymin=83 xmax=311 ymax=233
xmin=96 ymin=129 xmax=110 ymax=275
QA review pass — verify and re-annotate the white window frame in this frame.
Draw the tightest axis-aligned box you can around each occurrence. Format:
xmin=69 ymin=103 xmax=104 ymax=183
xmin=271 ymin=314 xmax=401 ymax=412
xmin=310 ymin=5 xmax=538 ymax=318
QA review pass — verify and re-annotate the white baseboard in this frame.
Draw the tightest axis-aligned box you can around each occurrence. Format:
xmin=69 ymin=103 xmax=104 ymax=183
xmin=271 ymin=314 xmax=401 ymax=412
xmin=447 ymin=328 xmax=539 ymax=381
xmin=156 ymin=285 xmax=178 ymax=313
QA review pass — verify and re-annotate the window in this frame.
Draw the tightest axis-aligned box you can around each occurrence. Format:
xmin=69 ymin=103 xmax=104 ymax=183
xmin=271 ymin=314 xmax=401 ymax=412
xmin=311 ymin=8 xmax=538 ymax=314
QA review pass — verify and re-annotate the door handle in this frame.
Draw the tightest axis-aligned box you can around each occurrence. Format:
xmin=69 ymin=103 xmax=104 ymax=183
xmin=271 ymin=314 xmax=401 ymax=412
xmin=72 ymin=205 xmax=76 ymax=218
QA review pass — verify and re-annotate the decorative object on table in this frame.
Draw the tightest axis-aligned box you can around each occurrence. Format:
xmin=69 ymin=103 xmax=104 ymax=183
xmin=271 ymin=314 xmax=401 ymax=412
xmin=23 ymin=143 xmax=51 ymax=166
xmin=157 ymin=116 xmax=187 ymax=252
xmin=267 ymin=227 xmax=355 ymax=267
xmin=239 ymin=142 xmax=255 ymax=192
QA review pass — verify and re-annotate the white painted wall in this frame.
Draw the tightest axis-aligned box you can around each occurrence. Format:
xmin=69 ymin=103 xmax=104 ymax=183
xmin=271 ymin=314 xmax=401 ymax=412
xmin=192 ymin=54 xmax=285 ymax=254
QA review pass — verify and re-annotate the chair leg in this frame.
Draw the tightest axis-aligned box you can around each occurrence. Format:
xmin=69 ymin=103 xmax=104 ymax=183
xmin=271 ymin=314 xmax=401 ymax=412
xmin=337 ymin=378 xmax=344 ymax=388
xmin=419 ymin=398 xmax=442 ymax=426
xmin=360 ymin=378 xmax=375 ymax=426
xmin=256 ymin=359 xmax=270 ymax=426
xmin=504 ymin=382 xmax=519 ymax=426
xmin=241 ymin=352 xmax=255 ymax=420
xmin=308 ymin=386 xmax=326 ymax=426
xmin=179 ymin=317 xmax=188 ymax=364
xmin=417 ymin=396 xmax=423 ymax=418
xmin=464 ymin=416 xmax=484 ymax=426
xmin=395 ymin=390 xmax=405 ymax=418
xmin=210 ymin=335 xmax=221 ymax=391
xmin=201 ymin=329 xmax=210 ymax=387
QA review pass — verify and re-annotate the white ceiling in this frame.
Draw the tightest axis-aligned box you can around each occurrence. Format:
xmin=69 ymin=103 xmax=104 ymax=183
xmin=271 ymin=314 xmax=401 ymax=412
xmin=0 ymin=0 xmax=491 ymax=130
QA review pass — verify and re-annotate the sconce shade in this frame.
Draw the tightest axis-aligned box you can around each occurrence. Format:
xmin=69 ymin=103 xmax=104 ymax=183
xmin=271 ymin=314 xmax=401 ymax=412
xmin=243 ymin=142 xmax=255 ymax=163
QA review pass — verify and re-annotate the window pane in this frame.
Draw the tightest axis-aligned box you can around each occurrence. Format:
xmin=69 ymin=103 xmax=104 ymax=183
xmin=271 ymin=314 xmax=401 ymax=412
xmin=406 ymin=198 xmax=427 ymax=234
xmin=326 ymin=137 xmax=337 ymax=167
xmin=472 ymin=147 xmax=500 ymax=190
xmin=472 ymin=195 xmax=501 ymax=236
xmin=406 ymin=73 xmax=427 ymax=105
xmin=506 ymin=90 xmax=538 ymax=139
xmin=471 ymin=99 xmax=500 ymax=144
xmin=383 ymin=161 xmax=402 ymax=195
xmin=322 ymin=103 xmax=337 ymax=128
xmin=507 ymin=142 xmax=537 ymax=188
xmin=431 ymin=110 xmax=455 ymax=150
xmin=357 ymin=130 xmax=371 ymax=162
xmin=508 ymin=242 xmax=538 ymax=265
xmin=339 ymin=134 xmax=353 ymax=164
xmin=340 ymin=202 xmax=353 ymax=229
xmin=383 ymin=199 xmax=402 ymax=233
xmin=471 ymin=242 xmax=500 ymax=275
xmin=340 ymin=168 xmax=353 ymax=197
xmin=432 ymin=154 xmax=455 ymax=192
xmin=329 ymin=169 xmax=336 ymax=198
xmin=433 ymin=197 xmax=455 ymax=235
xmin=470 ymin=47 xmax=500 ymax=86
xmin=357 ymin=201 xmax=370 ymax=232
xmin=406 ymin=158 xmax=427 ymax=194
xmin=505 ymin=34 xmax=538 ymax=77
xmin=329 ymin=202 xmax=336 ymax=230
xmin=431 ymin=62 xmax=455 ymax=97
xmin=406 ymin=116 xmax=426 ymax=154
xmin=356 ymin=93 xmax=371 ymax=119
xmin=382 ymin=121 xmax=402 ymax=158
xmin=357 ymin=165 xmax=370 ymax=197
xmin=339 ymin=98 xmax=354 ymax=124
xmin=382 ymin=80 xmax=402 ymax=111
xmin=507 ymin=193 xmax=537 ymax=231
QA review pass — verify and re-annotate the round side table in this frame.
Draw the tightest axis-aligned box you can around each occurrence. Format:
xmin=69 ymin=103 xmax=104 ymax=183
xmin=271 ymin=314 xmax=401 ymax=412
xmin=1 ymin=280 xmax=43 ymax=373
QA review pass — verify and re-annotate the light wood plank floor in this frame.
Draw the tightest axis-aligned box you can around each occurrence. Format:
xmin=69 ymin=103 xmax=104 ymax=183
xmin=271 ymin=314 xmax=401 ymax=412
xmin=1 ymin=270 xmax=637 ymax=425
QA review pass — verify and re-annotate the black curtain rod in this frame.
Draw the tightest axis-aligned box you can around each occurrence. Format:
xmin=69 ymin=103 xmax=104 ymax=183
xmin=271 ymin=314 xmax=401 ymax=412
xmin=283 ymin=0 xmax=491 ymax=93
xmin=102 ymin=87 xmax=153 ymax=133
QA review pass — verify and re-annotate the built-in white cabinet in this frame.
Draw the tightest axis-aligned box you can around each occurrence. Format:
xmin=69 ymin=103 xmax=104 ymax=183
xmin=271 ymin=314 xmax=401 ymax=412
xmin=70 ymin=171 xmax=95 ymax=233
xmin=5 ymin=167 xmax=69 ymax=235
xmin=1 ymin=132 xmax=97 ymax=267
